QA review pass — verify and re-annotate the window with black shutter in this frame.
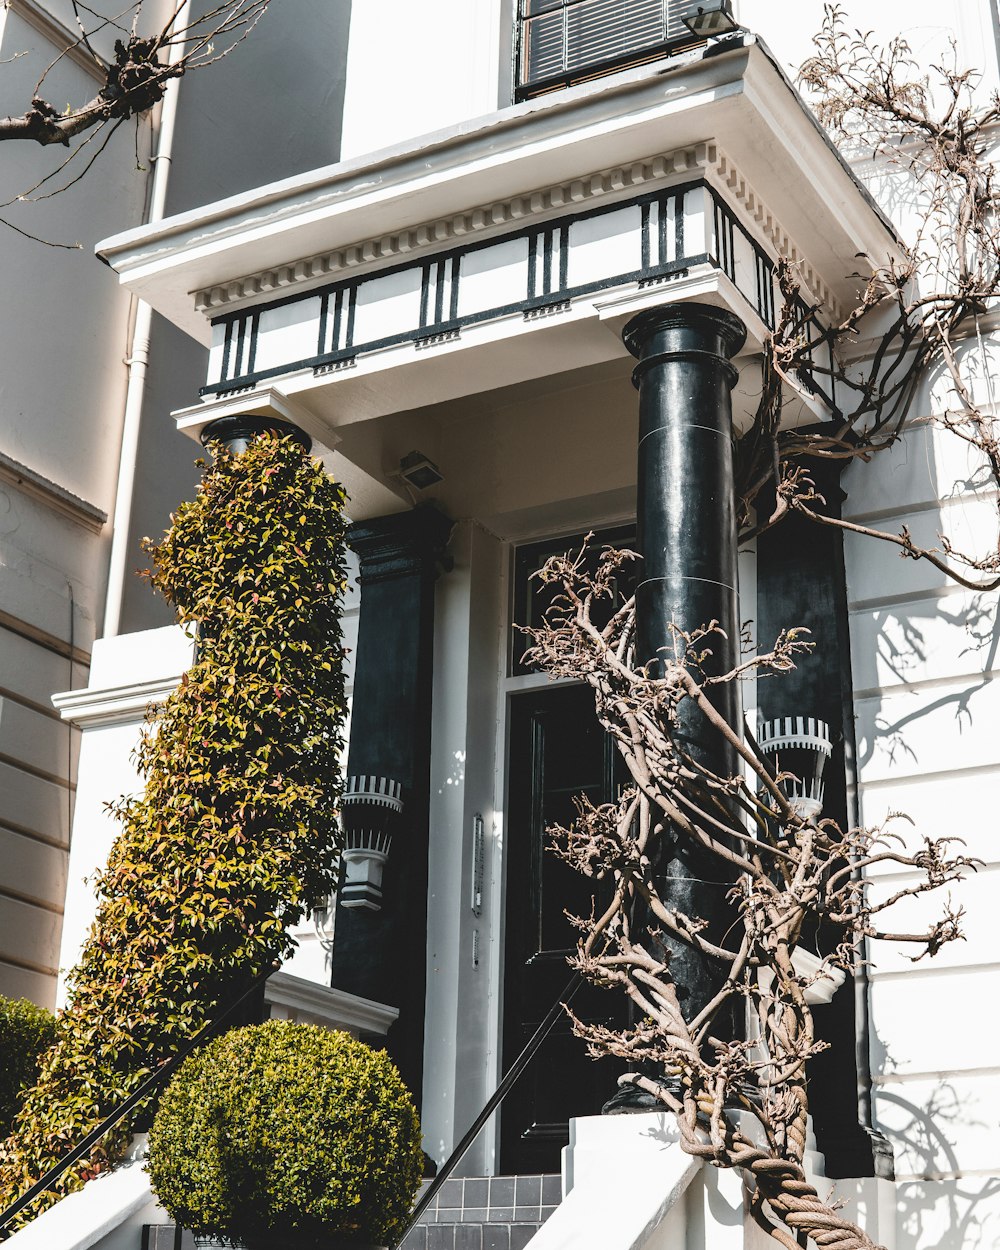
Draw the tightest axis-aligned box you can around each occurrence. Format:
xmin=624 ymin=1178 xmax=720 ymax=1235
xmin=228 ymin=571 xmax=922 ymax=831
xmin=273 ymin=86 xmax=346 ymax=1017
xmin=516 ymin=0 xmax=706 ymax=99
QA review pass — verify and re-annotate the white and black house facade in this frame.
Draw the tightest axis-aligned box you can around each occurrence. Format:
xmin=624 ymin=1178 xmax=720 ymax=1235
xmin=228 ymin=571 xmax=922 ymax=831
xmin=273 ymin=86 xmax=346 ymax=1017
xmin=22 ymin=5 xmax=1000 ymax=1248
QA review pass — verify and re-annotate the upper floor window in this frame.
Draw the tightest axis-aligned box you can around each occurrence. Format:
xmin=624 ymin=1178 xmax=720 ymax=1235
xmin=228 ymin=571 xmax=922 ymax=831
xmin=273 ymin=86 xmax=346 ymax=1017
xmin=516 ymin=0 xmax=705 ymax=99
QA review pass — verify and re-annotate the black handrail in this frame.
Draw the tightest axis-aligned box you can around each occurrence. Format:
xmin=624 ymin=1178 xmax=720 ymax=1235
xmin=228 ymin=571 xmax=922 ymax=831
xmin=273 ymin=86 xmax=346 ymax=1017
xmin=391 ymin=969 xmax=583 ymax=1249
xmin=0 ymin=962 xmax=279 ymax=1236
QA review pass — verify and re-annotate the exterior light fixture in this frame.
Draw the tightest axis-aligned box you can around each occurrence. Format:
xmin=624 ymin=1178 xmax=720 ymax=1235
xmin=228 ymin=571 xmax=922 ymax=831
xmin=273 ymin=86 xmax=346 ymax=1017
xmin=682 ymin=1 xmax=740 ymax=39
xmin=339 ymin=775 xmax=404 ymax=910
xmin=757 ymin=716 xmax=833 ymax=821
xmin=398 ymin=450 xmax=444 ymax=490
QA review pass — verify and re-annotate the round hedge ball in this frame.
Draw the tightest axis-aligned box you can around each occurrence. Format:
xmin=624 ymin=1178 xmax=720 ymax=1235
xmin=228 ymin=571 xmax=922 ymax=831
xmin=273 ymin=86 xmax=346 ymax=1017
xmin=0 ymin=996 xmax=56 ymax=1136
xmin=147 ymin=1021 xmax=423 ymax=1249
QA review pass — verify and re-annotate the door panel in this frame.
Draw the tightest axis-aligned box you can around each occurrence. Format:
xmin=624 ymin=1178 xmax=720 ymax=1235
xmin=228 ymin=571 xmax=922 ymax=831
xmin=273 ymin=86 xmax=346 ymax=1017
xmin=501 ymin=684 xmax=628 ymax=1174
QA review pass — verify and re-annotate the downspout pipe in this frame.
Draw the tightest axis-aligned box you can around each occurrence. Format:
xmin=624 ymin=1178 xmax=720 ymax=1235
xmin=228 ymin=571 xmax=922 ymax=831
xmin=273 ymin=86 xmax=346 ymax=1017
xmin=102 ymin=6 xmax=187 ymax=638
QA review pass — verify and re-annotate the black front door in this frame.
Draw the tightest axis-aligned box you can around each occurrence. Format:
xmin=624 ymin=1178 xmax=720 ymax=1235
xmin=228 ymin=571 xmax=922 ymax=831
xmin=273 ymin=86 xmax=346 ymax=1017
xmin=500 ymin=683 xmax=627 ymax=1174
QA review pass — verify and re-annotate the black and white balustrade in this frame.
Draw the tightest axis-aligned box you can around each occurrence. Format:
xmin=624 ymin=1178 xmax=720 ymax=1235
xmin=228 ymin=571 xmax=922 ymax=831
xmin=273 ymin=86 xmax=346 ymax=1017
xmin=757 ymin=715 xmax=833 ymax=822
xmin=339 ymin=775 xmax=405 ymax=911
xmin=203 ymin=179 xmax=827 ymax=402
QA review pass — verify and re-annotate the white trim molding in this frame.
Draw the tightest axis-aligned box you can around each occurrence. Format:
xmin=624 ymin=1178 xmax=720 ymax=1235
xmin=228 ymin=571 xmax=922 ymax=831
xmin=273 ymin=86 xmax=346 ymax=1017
xmin=264 ymin=971 xmax=399 ymax=1036
xmin=52 ymin=676 xmax=180 ymax=728
xmin=96 ymin=38 xmax=902 ymax=347
xmin=191 ymin=142 xmax=839 ymax=324
xmin=0 ymin=449 xmax=106 ymax=533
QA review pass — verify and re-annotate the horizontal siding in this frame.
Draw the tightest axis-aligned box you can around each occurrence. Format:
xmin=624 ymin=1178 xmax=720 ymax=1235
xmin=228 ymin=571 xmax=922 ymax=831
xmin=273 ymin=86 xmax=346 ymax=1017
xmin=844 ymin=417 xmax=1000 ymax=1184
xmin=0 ymin=624 xmax=80 ymax=708
xmin=0 ymin=895 xmax=61 ymax=977
xmin=865 ymin=866 xmax=999 ymax=977
xmin=874 ymin=1072 xmax=1000 ymax=1178
xmin=854 ymin=767 xmax=1000 ymax=871
xmin=0 ymin=621 xmax=84 ymax=1008
xmin=0 ymin=961 xmax=57 ymax=1011
xmin=850 ymin=586 xmax=998 ymax=697
xmin=0 ymin=759 xmax=70 ymax=846
xmin=0 ymin=695 xmax=79 ymax=784
xmin=854 ymin=678 xmax=1000 ymax=785
xmin=0 ymin=825 xmax=67 ymax=910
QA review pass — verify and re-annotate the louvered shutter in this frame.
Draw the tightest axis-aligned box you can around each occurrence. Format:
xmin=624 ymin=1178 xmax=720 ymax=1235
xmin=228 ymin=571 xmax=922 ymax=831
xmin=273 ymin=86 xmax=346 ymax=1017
xmin=519 ymin=0 xmax=706 ymax=93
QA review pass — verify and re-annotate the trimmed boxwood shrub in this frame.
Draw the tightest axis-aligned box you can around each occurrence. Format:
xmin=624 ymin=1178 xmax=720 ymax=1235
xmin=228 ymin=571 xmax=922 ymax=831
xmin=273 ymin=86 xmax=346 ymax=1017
xmin=147 ymin=1021 xmax=423 ymax=1249
xmin=0 ymin=998 xmax=56 ymax=1138
xmin=0 ymin=435 xmax=349 ymax=1227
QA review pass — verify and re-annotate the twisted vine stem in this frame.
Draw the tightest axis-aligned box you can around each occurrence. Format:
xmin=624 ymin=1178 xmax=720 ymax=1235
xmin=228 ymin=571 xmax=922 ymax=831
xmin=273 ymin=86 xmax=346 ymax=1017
xmin=524 ymin=544 xmax=974 ymax=1250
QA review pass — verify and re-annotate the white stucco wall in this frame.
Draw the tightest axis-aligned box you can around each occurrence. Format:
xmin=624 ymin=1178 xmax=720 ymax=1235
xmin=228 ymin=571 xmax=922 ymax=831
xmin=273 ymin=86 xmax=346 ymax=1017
xmin=739 ymin=0 xmax=1000 ymax=98
xmin=0 ymin=1 xmax=165 ymax=1006
xmin=339 ymin=0 xmax=507 ymax=159
xmin=843 ymin=404 xmax=1000 ymax=1246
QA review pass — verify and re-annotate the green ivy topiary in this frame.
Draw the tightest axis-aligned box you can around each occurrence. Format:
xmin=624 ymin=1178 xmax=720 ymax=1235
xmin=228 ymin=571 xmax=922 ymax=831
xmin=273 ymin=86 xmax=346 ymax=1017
xmin=0 ymin=435 xmax=349 ymax=1227
xmin=148 ymin=1021 xmax=423 ymax=1249
xmin=0 ymin=998 xmax=56 ymax=1139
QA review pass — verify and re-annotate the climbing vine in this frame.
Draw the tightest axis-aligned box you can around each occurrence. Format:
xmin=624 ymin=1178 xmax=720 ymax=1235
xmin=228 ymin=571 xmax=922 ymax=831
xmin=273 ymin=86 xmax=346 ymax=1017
xmin=527 ymin=11 xmax=1000 ymax=1250
xmin=0 ymin=434 xmax=349 ymax=1227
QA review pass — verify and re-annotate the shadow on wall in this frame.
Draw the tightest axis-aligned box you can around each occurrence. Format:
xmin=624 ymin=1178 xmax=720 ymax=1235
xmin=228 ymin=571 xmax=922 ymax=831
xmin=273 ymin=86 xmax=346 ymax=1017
xmin=875 ymin=1080 xmax=1000 ymax=1250
xmin=848 ymin=344 xmax=1000 ymax=779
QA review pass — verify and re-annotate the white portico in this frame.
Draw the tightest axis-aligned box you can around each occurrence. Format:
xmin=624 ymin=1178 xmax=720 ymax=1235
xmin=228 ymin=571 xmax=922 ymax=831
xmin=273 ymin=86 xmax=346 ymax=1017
xmin=94 ymin=32 xmax=900 ymax=1180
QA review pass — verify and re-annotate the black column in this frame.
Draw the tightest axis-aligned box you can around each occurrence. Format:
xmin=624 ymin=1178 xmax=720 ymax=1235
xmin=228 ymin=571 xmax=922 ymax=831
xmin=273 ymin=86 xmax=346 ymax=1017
xmin=622 ymin=302 xmax=746 ymax=1026
xmin=330 ymin=505 xmax=452 ymax=1106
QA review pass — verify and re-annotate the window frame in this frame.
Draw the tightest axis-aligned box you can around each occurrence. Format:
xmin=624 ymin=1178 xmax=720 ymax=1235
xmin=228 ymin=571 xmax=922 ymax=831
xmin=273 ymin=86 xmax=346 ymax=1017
xmin=513 ymin=0 xmax=704 ymax=101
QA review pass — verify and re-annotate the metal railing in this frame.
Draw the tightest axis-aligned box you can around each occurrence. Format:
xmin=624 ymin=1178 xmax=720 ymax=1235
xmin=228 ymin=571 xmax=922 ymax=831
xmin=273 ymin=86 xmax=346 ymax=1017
xmin=0 ymin=963 xmax=278 ymax=1237
xmin=1 ymin=964 xmax=584 ymax=1244
xmin=391 ymin=970 xmax=583 ymax=1249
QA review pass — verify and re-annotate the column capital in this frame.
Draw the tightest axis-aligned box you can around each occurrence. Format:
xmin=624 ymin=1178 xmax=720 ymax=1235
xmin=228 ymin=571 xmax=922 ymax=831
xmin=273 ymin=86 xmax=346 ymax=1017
xmin=199 ymin=413 xmax=312 ymax=455
xmin=623 ymin=302 xmax=747 ymax=389
xmin=349 ymin=505 xmax=453 ymax=586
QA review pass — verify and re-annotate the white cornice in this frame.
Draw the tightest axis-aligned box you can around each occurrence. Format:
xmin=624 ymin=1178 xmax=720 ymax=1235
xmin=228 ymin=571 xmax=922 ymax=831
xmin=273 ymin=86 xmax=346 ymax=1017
xmin=52 ymin=675 xmax=180 ymax=728
xmin=193 ymin=145 xmax=714 ymax=315
xmin=191 ymin=140 xmax=840 ymax=326
xmin=0 ymin=449 xmax=106 ymax=533
xmin=264 ymin=971 xmax=399 ymax=1036
xmin=708 ymin=148 xmax=841 ymax=322
xmin=96 ymin=39 xmax=902 ymax=348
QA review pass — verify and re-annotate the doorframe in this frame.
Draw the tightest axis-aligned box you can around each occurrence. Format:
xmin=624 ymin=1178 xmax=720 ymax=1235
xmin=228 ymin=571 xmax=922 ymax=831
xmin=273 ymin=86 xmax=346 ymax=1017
xmin=484 ymin=515 xmax=636 ymax=1173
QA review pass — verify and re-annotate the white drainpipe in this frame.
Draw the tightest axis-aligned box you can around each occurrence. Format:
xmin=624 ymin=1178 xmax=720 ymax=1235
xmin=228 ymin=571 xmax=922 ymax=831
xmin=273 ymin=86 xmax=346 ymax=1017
xmin=102 ymin=6 xmax=187 ymax=638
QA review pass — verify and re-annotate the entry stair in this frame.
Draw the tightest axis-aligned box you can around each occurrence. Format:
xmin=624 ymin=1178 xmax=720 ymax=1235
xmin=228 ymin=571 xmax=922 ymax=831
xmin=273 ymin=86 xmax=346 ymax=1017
xmin=400 ymin=1174 xmax=561 ymax=1250
xmin=140 ymin=1175 xmax=561 ymax=1250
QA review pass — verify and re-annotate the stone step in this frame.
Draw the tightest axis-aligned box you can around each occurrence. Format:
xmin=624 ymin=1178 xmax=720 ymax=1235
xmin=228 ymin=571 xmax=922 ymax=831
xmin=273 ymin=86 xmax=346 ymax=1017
xmin=142 ymin=1176 xmax=563 ymax=1250
xmin=399 ymin=1175 xmax=562 ymax=1250
xmin=400 ymin=1221 xmax=544 ymax=1250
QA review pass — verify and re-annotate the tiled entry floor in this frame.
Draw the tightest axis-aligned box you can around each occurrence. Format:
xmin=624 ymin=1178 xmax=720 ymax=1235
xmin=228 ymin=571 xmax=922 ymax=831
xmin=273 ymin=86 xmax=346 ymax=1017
xmin=399 ymin=1174 xmax=562 ymax=1250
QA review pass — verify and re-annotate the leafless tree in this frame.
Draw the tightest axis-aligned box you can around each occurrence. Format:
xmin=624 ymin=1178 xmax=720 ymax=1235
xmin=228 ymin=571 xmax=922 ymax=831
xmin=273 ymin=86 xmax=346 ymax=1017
xmin=524 ymin=9 xmax=1000 ymax=1248
xmin=1 ymin=2 xmax=268 ymax=146
xmin=523 ymin=545 xmax=974 ymax=1250
xmin=739 ymin=5 xmax=1000 ymax=592
xmin=0 ymin=1 xmax=269 ymax=240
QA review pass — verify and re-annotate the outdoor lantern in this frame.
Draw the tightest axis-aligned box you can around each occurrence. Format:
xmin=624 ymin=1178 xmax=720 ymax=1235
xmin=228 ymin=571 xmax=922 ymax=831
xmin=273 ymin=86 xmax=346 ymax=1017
xmin=398 ymin=450 xmax=444 ymax=490
xmin=339 ymin=775 xmax=405 ymax=910
xmin=682 ymin=1 xmax=740 ymax=39
xmin=757 ymin=716 xmax=833 ymax=821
